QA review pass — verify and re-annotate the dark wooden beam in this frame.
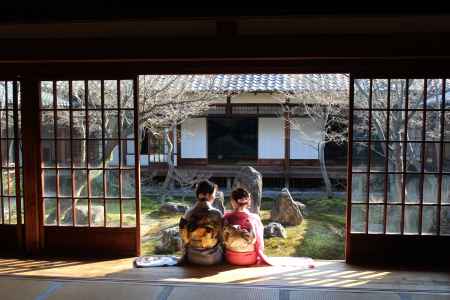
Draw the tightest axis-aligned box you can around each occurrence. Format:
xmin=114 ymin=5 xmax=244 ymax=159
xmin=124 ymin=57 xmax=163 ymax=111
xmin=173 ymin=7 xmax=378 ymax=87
xmin=216 ymin=21 xmax=238 ymax=37
xmin=0 ymin=33 xmax=450 ymax=63
xmin=348 ymin=234 xmax=450 ymax=269
xmin=43 ymin=227 xmax=137 ymax=258
xmin=3 ymin=58 xmax=450 ymax=79
xmin=0 ymin=225 xmax=23 ymax=254
xmin=1 ymin=8 xmax=446 ymax=24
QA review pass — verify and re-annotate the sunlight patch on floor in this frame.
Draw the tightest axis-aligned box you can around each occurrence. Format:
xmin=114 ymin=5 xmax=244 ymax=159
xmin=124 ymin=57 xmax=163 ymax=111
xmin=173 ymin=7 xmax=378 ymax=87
xmin=0 ymin=258 xmax=134 ymax=278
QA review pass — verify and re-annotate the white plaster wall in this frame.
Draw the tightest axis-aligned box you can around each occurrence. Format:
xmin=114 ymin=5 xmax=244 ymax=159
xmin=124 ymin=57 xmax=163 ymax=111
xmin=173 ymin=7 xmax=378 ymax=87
xmin=231 ymin=93 xmax=280 ymax=104
xmin=181 ymin=118 xmax=207 ymax=158
xmin=290 ymin=117 xmax=322 ymax=159
xmin=258 ymin=118 xmax=285 ymax=159
xmin=210 ymin=93 xmax=280 ymax=104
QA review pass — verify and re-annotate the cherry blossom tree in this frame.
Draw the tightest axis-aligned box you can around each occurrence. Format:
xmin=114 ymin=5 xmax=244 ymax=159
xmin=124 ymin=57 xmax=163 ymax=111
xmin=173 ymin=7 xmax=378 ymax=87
xmin=277 ymin=74 xmax=349 ymax=197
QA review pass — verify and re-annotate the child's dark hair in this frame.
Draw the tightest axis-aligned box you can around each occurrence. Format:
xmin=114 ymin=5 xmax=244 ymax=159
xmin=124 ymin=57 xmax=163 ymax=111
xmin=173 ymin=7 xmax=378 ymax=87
xmin=231 ymin=188 xmax=250 ymax=206
xmin=195 ymin=180 xmax=217 ymax=201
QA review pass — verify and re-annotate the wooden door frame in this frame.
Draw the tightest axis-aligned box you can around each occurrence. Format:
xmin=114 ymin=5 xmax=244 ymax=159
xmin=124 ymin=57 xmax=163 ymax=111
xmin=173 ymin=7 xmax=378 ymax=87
xmin=3 ymin=56 xmax=450 ymax=265
xmin=0 ymin=79 xmax=25 ymax=255
xmin=346 ymin=74 xmax=450 ymax=268
xmin=21 ymin=78 xmax=42 ymax=255
xmin=19 ymin=76 xmax=141 ymax=257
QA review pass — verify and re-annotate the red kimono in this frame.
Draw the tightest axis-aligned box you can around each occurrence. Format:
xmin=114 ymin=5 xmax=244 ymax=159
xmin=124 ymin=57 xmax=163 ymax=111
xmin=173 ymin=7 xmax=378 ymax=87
xmin=223 ymin=210 xmax=270 ymax=265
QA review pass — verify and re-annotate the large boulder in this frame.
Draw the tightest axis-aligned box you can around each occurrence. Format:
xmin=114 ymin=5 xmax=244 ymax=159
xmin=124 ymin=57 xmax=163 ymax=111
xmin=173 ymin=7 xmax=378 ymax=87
xmin=271 ymin=188 xmax=304 ymax=226
xmin=232 ymin=166 xmax=262 ymax=215
xmin=155 ymin=227 xmax=182 ymax=254
xmin=264 ymin=222 xmax=287 ymax=239
xmin=159 ymin=202 xmax=189 ymax=215
xmin=213 ymin=191 xmax=225 ymax=214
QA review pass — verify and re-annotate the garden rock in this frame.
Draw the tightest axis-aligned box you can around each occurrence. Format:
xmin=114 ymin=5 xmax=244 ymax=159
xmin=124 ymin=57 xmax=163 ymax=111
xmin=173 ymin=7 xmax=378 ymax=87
xmin=295 ymin=201 xmax=306 ymax=211
xmin=264 ymin=222 xmax=287 ymax=239
xmin=232 ymin=166 xmax=262 ymax=215
xmin=159 ymin=202 xmax=189 ymax=215
xmin=61 ymin=205 xmax=103 ymax=225
xmin=295 ymin=201 xmax=307 ymax=216
xmin=213 ymin=191 xmax=225 ymax=214
xmin=155 ymin=227 xmax=182 ymax=254
xmin=271 ymin=188 xmax=304 ymax=226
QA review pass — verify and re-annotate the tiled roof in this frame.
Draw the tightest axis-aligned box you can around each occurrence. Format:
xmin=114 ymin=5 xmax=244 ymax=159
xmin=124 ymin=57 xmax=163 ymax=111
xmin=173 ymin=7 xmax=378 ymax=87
xmin=190 ymin=74 xmax=349 ymax=93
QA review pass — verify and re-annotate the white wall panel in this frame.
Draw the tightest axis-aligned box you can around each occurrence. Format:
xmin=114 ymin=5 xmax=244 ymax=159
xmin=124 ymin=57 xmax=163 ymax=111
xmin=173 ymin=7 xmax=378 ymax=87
xmin=258 ymin=118 xmax=285 ymax=159
xmin=181 ymin=118 xmax=207 ymax=158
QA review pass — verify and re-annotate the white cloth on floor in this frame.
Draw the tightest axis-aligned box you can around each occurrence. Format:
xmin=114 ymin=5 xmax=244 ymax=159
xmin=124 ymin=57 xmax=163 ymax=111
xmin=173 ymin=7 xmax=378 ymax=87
xmin=134 ymin=256 xmax=179 ymax=268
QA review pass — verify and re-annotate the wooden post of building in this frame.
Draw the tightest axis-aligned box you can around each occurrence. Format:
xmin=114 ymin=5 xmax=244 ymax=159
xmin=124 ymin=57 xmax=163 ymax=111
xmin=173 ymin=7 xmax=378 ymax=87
xmin=284 ymin=101 xmax=290 ymax=188
xmin=133 ymin=77 xmax=141 ymax=256
xmin=21 ymin=78 xmax=42 ymax=255
xmin=176 ymin=124 xmax=181 ymax=167
xmin=226 ymin=95 xmax=232 ymax=116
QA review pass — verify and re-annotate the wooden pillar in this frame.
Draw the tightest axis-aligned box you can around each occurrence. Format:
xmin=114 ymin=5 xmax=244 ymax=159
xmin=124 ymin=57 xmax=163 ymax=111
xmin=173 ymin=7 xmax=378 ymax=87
xmin=176 ymin=124 xmax=181 ymax=167
xmin=133 ymin=77 xmax=141 ymax=256
xmin=284 ymin=104 xmax=290 ymax=188
xmin=21 ymin=78 xmax=42 ymax=255
xmin=226 ymin=95 xmax=232 ymax=116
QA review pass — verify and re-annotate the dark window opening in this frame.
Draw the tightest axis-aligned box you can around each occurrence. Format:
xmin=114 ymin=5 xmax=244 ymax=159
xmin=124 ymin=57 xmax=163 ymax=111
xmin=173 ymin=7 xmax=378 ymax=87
xmin=207 ymin=118 xmax=257 ymax=161
xmin=139 ymin=130 xmax=168 ymax=163
xmin=141 ymin=130 xmax=165 ymax=156
xmin=210 ymin=177 xmax=227 ymax=189
xmin=262 ymin=177 xmax=285 ymax=188
xmin=290 ymin=178 xmax=324 ymax=189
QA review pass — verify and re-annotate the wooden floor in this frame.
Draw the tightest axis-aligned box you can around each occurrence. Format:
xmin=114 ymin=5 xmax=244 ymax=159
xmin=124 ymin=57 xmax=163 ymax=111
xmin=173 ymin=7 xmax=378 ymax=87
xmin=1 ymin=276 xmax=450 ymax=300
xmin=0 ymin=257 xmax=448 ymax=293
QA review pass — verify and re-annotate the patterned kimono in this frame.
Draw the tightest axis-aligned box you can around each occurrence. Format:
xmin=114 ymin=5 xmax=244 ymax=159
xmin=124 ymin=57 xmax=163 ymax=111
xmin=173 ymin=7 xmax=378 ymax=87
xmin=179 ymin=201 xmax=223 ymax=265
xmin=223 ymin=210 xmax=270 ymax=265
